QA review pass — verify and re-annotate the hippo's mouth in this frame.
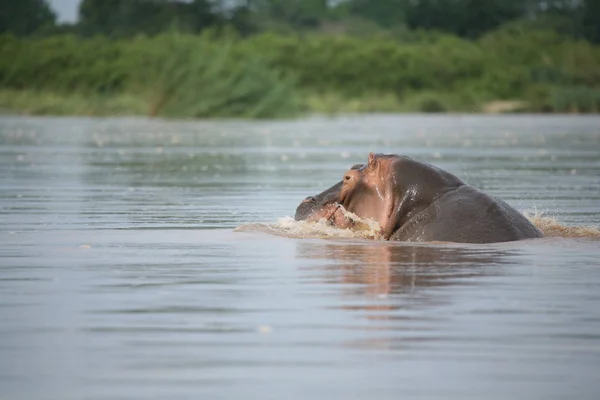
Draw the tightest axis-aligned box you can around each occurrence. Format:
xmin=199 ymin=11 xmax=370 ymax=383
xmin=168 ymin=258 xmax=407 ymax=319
xmin=294 ymin=196 xmax=320 ymax=221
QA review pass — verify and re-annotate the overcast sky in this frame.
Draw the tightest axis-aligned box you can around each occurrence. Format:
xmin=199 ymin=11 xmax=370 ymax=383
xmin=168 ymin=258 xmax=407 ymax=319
xmin=48 ymin=0 xmax=81 ymax=22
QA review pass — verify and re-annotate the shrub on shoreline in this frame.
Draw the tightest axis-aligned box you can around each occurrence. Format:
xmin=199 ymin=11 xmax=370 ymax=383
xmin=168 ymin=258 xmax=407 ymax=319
xmin=1 ymin=27 xmax=599 ymax=118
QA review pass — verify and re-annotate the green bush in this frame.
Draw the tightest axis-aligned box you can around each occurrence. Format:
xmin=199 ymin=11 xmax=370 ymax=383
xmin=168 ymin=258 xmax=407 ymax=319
xmin=479 ymin=23 xmax=600 ymax=88
xmin=0 ymin=32 xmax=301 ymax=118
xmin=241 ymin=32 xmax=486 ymax=95
xmin=412 ymin=93 xmax=448 ymax=113
xmin=550 ymin=86 xmax=600 ymax=113
xmin=524 ymin=85 xmax=600 ymax=113
xmin=1 ymin=26 xmax=599 ymax=117
xmin=0 ymin=89 xmax=148 ymax=116
xmin=125 ymin=33 xmax=300 ymax=118
xmin=0 ymin=34 xmax=129 ymax=93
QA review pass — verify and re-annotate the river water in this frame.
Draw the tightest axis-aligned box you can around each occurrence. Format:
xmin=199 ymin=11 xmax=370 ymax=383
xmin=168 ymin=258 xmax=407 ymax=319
xmin=1 ymin=115 xmax=599 ymax=399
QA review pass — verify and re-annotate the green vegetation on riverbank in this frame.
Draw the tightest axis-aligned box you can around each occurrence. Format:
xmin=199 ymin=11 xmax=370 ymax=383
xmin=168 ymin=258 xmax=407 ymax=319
xmin=1 ymin=25 xmax=600 ymax=118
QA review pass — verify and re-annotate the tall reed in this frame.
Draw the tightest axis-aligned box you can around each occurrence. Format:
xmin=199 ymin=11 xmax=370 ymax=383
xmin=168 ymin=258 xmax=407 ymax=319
xmin=127 ymin=33 xmax=300 ymax=118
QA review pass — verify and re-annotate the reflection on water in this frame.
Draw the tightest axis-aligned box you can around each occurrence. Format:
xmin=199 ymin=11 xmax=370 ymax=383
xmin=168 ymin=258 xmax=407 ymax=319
xmin=1 ymin=115 xmax=600 ymax=400
xmin=298 ymin=242 xmax=508 ymax=293
xmin=296 ymin=242 xmax=511 ymax=325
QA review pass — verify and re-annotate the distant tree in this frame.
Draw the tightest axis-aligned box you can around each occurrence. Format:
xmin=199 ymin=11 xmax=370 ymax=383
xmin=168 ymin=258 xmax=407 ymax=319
xmin=227 ymin=4 xmax=259 ymax=35
xmin=335 ymin=0 xmax=530 ymax=38
xmin=338 ymin=0 xmax=407 ymax=28
xmin=580 ymin=0 xmax=600 ymax=43
xmin=243 ymin=0 xmax=329 ymax=30
xmin=405 ymin=0 xmax=528 ymax=39
xmin=0 ymin=0 xmax=57 ymax=35
xmin=525 ymin=0 xmax=600 ymax=43
xmin=78 ymin=0 xmax=221 ymax=37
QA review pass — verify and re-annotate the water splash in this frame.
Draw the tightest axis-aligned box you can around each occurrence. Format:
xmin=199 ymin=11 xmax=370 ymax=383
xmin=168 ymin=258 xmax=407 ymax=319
xmin=237 ymin=211 xmax=600 ymax=241
xmin=236 ymin=210 xmax=382 ymax=240
xmin=525 ymin=212 xmax=600 ymax=238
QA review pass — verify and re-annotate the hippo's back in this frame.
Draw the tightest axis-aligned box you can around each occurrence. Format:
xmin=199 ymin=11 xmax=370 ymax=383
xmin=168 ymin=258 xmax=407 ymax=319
xmin=391 ymin=185 xmax=543 ymax=244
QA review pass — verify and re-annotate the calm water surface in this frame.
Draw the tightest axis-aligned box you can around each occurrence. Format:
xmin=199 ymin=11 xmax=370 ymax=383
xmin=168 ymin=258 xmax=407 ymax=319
xmin=1 ymin=115 xmax=599 ymax=399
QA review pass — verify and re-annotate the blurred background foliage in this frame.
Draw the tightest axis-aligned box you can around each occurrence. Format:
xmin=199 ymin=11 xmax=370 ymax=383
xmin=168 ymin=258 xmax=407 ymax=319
xmin=0 ymin=0 xmax=599 ymax=117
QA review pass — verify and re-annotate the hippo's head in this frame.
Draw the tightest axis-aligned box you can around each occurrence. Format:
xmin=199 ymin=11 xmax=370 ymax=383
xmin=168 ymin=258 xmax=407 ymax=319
xmin=295 ymin=153 xmax=464 ymax=238
xmin=294 ymin=163 xmax=363 ymax=221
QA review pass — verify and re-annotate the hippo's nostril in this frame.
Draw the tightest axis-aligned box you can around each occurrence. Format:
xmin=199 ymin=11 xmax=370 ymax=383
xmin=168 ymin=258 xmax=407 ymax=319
xmin=344 ymin=175 xmax=351 ymax=181
xmin=303 ymin=196 xmax=317 ymax=203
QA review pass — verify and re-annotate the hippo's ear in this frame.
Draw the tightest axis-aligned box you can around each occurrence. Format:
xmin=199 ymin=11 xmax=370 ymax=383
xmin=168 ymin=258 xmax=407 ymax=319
xmin=368 ymin=152 xmax=376 ymax=167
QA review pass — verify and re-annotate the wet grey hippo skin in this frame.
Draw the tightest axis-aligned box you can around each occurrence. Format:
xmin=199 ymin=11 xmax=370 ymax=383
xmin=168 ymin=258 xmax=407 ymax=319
xmin=295 ymin=153 xmax=542 ymax=244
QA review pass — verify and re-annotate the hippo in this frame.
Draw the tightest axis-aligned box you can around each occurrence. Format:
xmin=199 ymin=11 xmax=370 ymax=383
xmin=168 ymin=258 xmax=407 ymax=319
xmin=295 ymin=153 xmax=542 ymax=244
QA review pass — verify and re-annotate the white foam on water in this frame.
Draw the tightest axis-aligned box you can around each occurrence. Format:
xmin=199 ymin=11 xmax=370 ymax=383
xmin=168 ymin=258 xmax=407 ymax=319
xmin=237 ymin=210 xmax=600 ymax=241
xmin=524 ymin=211 xmax=600 ymax=239
xmin=236 ymin=208 xmax=383 ymax=240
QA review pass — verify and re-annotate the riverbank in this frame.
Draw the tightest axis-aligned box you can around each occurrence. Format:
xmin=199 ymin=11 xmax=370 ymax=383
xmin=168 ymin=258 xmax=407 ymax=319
xmin=1 ymin=28 xmax=599 ymax=118
xmin=0 ymin=88 xmax=534 ymax=117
